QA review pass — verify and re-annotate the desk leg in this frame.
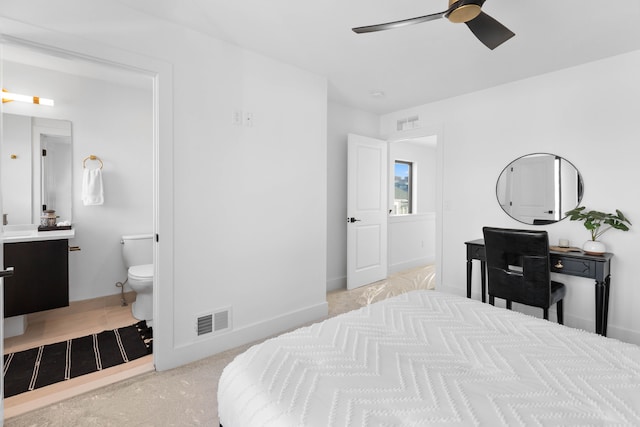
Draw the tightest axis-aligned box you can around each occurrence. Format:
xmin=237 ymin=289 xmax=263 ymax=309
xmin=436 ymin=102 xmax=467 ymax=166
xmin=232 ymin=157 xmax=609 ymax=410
xmin=595 ymin=277 xmax=610 ymax=337
xmin=602 ymin=275 xmax=611 ymax=336
xmin=480 ymin=261 xmax=486 ymax=304
xmin=467 ymin=259 xmax=487 ymax=303
xmin=466 ymin=260 xmax=472 ymax=299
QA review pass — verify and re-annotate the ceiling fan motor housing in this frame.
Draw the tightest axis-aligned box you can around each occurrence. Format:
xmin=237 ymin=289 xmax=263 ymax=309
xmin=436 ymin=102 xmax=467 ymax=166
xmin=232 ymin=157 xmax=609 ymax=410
xmin=447 ymin=0 xmax=483 ymax=23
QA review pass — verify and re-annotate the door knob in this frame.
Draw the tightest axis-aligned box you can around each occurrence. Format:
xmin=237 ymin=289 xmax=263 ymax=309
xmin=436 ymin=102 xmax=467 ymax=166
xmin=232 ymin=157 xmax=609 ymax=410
xmin=0 ymin=267 xmax=15 ymax=278
xmin=347 ymin=217 xmax=362 ymax=223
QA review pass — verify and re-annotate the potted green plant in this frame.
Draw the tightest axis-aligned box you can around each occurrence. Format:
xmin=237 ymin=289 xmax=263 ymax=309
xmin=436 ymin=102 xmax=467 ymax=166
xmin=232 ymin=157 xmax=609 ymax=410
xmin=565 ymin=206 xmax=632 ymax=255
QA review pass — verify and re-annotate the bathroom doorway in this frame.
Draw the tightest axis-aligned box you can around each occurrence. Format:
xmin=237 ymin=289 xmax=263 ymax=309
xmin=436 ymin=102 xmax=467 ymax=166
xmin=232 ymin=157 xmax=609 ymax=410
xmin=1 ymin=38 xmax=157 ymax=417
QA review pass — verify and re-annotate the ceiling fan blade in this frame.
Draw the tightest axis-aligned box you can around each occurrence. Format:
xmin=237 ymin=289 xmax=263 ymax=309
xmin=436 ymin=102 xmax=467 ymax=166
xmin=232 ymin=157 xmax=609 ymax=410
xmin=465 ymin=11 xmax=515 ymax=49
xmin=352 ymin=11 xmax=447 ymax=34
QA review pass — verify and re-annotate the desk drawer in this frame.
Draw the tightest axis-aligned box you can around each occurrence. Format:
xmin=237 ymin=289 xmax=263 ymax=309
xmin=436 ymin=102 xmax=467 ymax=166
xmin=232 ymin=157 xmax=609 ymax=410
xmin=467 ymin=245 xmax=486 ymax=261
xmin=550 ymin=256 xmax=593 ymax=278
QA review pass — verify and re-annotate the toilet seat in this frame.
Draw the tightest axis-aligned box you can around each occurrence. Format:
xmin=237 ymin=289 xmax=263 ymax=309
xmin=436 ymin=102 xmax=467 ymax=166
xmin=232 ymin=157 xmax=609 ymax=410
xmin=129 ymin=263 xmax=153 ymax=281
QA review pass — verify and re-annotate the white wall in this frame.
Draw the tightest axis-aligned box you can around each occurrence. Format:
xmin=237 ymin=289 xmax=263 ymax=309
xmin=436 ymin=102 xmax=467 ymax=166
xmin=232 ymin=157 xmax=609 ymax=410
xmin=388 ymin=214 xmax=435 ymax=272
xmin=326 ymin=101 xmax=380 ymax=291
xmin=0 ymin=2 xmax=329 ymax=370
xmin=2 ymin=61 xmax=152 ymax=302
xmin=170 ymin=48 xmax=328 ymax=352
xmin=381 ymin=50 xmax=640 ymax=343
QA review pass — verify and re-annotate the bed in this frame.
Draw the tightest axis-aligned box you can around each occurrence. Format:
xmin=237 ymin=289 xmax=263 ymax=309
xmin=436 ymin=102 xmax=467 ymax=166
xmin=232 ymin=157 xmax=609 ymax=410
xmin=218 ymin=291 xmax=640 ymax=426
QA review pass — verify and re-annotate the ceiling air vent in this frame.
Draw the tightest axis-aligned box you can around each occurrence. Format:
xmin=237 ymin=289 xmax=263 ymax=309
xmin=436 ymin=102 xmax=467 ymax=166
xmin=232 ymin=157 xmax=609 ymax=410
xmin=397 ymin=115 xmax=420 ymax=131
xmin=196 ymin=307 xmax=232 ymax=337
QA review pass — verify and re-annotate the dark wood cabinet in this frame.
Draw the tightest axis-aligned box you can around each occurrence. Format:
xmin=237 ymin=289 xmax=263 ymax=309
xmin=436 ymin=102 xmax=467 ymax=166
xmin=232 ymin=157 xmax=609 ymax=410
xmin=4 ymin=239 xmax=69 ymax=318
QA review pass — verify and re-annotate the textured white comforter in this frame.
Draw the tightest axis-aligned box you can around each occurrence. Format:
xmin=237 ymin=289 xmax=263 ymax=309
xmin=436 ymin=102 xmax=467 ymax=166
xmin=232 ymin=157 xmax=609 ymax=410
xmin=218 ymin=291 xmax=640 ymax=426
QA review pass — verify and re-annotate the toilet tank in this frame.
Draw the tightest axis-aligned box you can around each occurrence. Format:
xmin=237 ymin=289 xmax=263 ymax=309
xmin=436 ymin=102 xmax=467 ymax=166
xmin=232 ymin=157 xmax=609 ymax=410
xmin=121 ymin=234 xmax=153 ymax=268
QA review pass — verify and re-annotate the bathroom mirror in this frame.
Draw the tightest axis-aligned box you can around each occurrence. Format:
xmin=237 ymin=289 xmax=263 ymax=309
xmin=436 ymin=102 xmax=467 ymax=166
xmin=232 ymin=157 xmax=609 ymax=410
xmin=1 ymin=113 xmax=73 ymax=226
xmin=496 ymin=153 xmax=583 ymax=225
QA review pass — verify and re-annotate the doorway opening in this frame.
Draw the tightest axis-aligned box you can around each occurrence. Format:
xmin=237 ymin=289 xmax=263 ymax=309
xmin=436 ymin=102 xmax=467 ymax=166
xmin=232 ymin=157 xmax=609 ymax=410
xmin=387 ymin=135 xmax=438 ymax=276
xmin=0 ymin=38 xmax=157 ymax=418
xmin=346 ymin=131 xmax=441 ymax=291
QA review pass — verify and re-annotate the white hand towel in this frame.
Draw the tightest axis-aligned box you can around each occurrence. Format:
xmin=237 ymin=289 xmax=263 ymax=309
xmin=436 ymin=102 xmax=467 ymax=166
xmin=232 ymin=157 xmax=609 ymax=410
xmin=82 ymin=168 xmax=104 ymax=206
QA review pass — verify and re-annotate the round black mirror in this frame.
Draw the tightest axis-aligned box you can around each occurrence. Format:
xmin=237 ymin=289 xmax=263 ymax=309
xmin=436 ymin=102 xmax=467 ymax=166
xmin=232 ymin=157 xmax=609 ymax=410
xmin=496 ymin=153 xmax=584 ymax=225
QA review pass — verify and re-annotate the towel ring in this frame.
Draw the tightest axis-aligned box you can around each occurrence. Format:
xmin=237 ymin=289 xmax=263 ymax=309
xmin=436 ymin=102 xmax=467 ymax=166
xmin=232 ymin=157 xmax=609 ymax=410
xmin=82 ymin=155 xmax=103 ymax=170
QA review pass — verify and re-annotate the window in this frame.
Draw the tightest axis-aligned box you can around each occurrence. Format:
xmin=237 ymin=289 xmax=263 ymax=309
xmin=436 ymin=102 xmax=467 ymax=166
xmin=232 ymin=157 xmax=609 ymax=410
xmin=394 ymin=161 xmax=412 ymax=214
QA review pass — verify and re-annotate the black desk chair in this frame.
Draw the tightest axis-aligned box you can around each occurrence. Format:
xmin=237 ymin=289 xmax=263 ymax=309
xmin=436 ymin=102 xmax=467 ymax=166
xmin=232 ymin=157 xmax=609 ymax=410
xmin=482 ymin=227 xmax=566 ymax=324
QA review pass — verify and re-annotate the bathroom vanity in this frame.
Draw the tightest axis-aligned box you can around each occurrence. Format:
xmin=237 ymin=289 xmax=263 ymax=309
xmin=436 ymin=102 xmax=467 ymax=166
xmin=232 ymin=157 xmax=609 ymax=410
xmin=2 ymin=113 xmax=75 ymax=331
xmin=3 ymin=228 xmax=74 ymax=317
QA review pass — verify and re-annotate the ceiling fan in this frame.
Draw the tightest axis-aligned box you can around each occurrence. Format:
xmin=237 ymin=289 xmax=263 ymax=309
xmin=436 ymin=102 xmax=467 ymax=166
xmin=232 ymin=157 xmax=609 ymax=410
xmin=352 ymin=0 xmax=515 ymax=50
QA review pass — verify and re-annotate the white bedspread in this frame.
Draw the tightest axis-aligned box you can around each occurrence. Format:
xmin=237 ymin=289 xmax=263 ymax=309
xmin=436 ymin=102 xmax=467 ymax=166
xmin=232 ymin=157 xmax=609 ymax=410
xmin=218 ymin=291 xmax=640 ymax=426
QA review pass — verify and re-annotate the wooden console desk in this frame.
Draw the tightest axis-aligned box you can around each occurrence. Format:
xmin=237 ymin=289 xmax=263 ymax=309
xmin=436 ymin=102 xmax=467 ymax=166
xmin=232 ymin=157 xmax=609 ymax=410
xmin=465 ymin=239 xmax=613 ymax=336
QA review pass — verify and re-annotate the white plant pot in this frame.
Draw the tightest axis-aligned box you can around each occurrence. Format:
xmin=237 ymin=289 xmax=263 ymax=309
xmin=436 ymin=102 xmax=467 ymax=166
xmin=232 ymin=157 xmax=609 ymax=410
xmin=583 ymin=240 xmax=606 ymax=255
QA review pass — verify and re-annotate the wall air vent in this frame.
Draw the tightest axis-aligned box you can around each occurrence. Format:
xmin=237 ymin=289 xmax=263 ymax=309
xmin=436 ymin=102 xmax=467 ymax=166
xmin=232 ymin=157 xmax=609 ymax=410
xmin=214 ymin=310 xmax=229 ymax=331
xmin=196 ymin=307 xmax=231 ymax=337
xmin=397 ymin=115 xmax=420 ymax=131
xmin=197 ymin=314 xmax=213 ymax=336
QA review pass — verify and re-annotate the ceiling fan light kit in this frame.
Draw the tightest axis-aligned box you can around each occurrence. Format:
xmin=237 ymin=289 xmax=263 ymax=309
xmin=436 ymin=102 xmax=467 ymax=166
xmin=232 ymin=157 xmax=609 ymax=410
xmin=352 ymin=0 xmax=514 ymax=50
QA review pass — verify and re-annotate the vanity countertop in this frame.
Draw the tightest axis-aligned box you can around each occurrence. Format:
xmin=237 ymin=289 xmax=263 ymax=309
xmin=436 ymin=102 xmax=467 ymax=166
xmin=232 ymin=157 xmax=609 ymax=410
xmin=3 ymin=228 xmax=75 ymax=244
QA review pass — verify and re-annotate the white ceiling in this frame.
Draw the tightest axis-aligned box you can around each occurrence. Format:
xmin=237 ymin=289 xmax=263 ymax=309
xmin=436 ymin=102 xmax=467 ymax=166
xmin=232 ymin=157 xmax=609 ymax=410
xmin=7 ymin=1 xmax=640 ymax=115
xmin=114 ymin=0 xmax=640 ymax=115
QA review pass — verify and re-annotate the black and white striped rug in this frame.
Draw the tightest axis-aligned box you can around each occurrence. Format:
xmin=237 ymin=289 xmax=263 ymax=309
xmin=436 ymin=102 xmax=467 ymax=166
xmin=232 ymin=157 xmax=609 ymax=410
xmin=3 ymin=321 xmax=152 ymax=398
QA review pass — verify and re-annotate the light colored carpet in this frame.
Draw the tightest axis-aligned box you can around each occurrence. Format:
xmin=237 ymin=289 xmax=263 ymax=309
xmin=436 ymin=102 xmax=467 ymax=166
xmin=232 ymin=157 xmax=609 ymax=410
xmin=5 ymin=265 xmax=435 ymax=426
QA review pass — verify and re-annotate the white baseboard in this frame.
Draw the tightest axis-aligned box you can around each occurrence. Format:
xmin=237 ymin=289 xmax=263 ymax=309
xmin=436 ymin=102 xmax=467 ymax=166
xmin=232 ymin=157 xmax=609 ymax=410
xmin=156 ymin=301 xmax=328 ymax=371
xmin=326 ymin=275 xmax=346 ymax=292
xmin=388 ymin=256 xmax=435 ymax=275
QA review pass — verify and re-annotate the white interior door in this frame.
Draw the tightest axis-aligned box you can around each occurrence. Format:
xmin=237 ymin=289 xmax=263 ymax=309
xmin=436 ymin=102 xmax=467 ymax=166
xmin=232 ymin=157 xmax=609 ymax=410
xmin=347 ymin=134 xmax=388 ymax=289
xmin=510 ymin=154 xmax=557 ymax=223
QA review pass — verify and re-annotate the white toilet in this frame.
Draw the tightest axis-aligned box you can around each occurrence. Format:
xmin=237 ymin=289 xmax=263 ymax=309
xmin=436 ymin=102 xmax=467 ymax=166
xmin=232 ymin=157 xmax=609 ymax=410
xmin=121 ymin=234 xmax=154 ymax=326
